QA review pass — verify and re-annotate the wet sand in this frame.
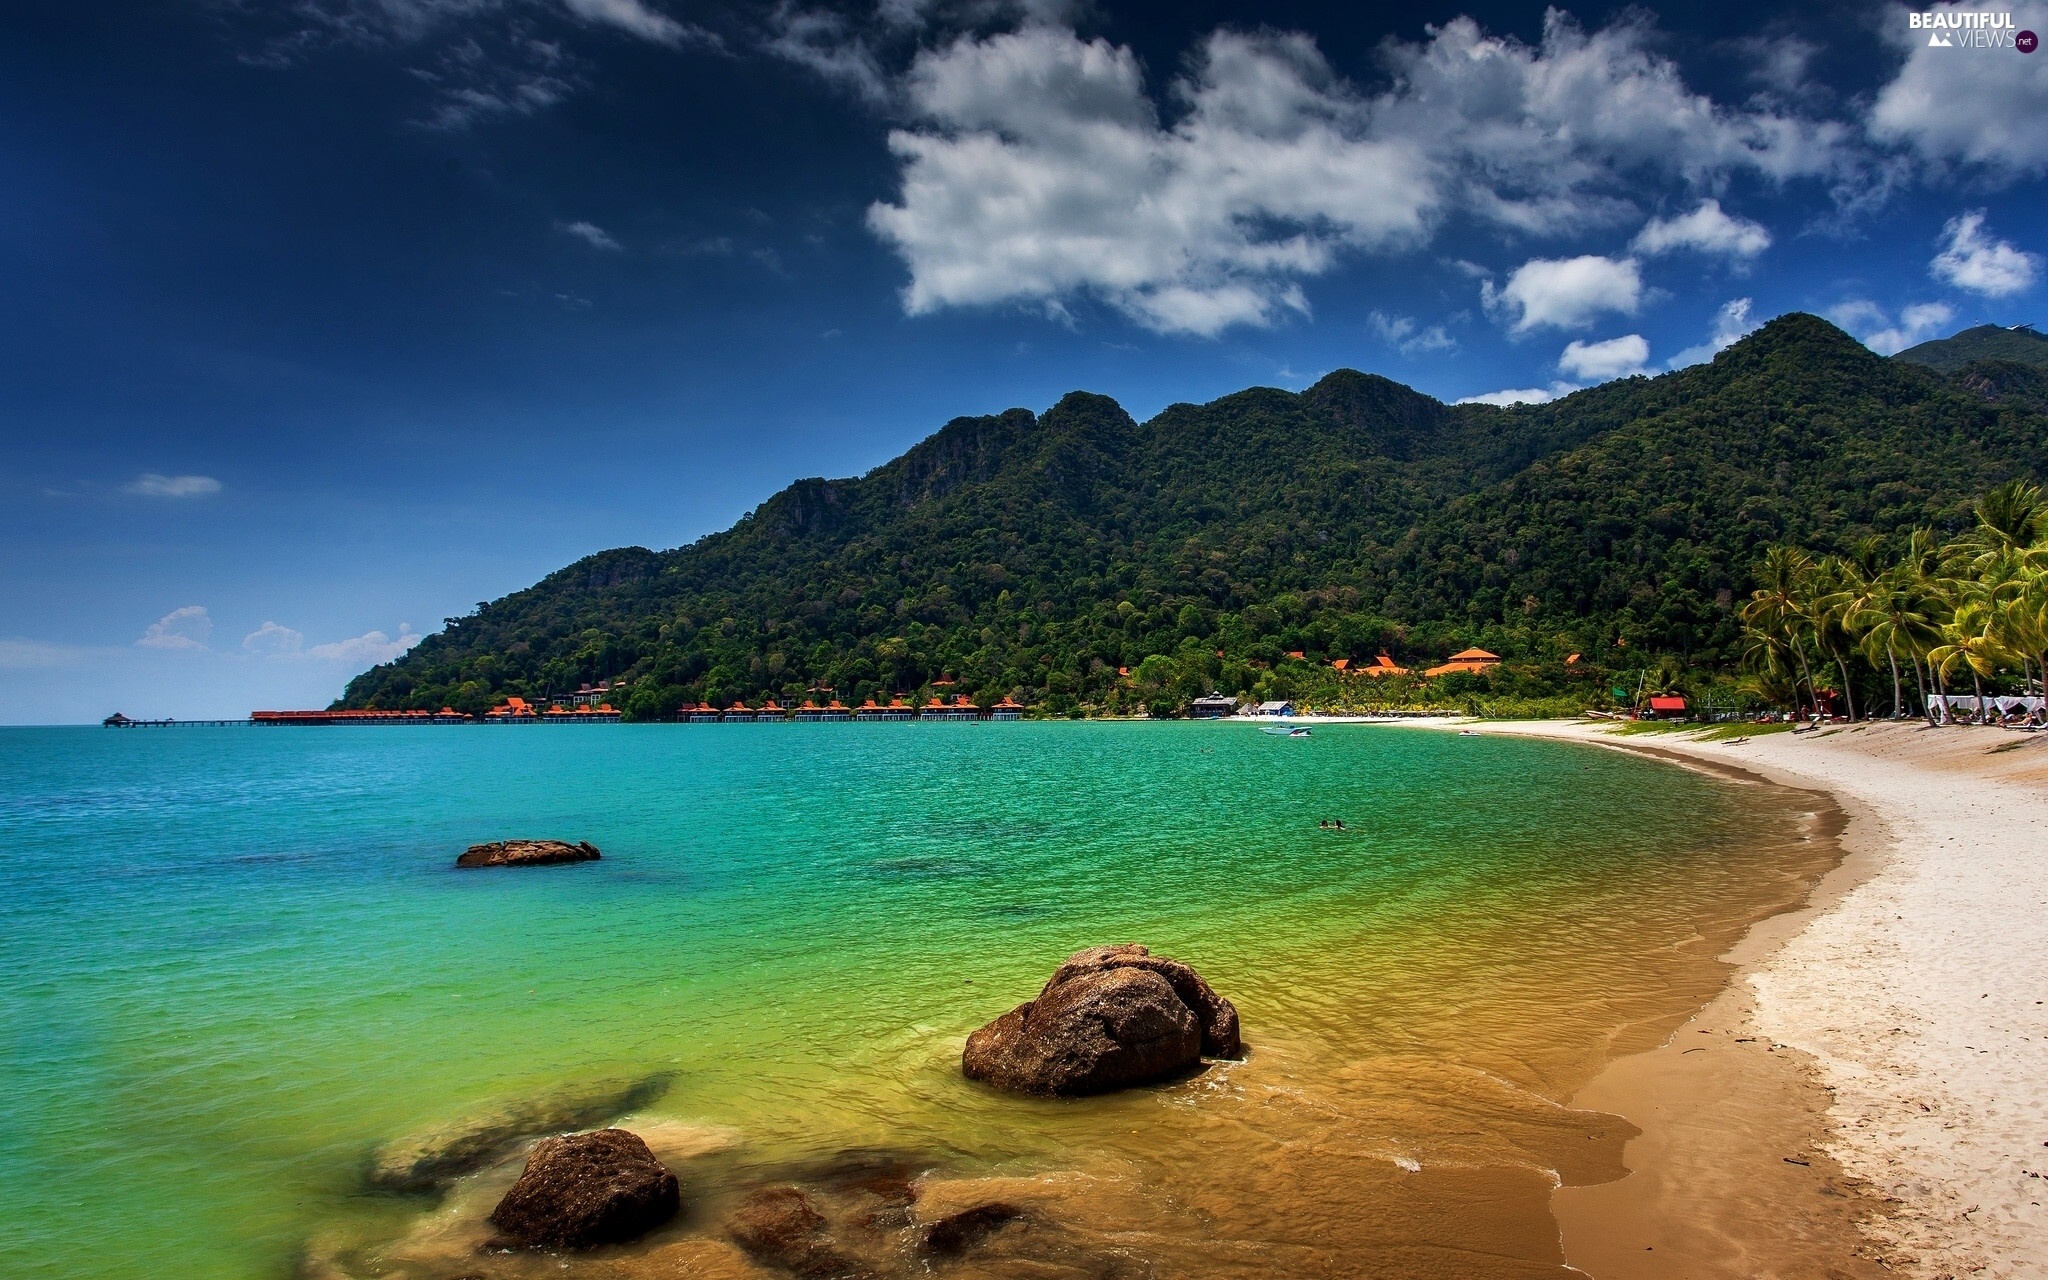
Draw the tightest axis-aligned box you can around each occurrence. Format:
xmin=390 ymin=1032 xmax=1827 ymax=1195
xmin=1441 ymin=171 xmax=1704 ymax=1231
xmin=1464 ymin=721 xmax=2048 ymax=1280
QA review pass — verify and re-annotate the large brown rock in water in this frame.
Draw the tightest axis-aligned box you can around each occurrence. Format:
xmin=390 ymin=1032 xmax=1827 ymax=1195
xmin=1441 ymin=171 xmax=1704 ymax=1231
xmin=487 ymin=1128 xmax=679 ymax=1248
xmin=963 ymin=966 xmax=1199 ymax=1096
xmin=456 ymin=839 xmax=601 ymax=868
xmin=1043 ymin=944 xmax=1240 ymax=1059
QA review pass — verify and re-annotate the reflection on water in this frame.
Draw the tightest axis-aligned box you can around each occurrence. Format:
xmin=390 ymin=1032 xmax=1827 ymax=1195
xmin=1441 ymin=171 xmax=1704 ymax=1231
xmin=0 ymin=724 xmax=1838 ymax=1280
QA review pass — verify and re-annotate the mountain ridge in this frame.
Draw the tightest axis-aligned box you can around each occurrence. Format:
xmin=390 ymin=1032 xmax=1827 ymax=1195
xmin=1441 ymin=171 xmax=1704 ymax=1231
xmin=340 ymin=314 xmax=2048 ymax=718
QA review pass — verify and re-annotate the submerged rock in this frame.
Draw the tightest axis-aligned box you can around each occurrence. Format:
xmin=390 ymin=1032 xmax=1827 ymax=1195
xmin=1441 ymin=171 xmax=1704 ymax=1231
xmin=725 ymin=1185 xmax=869 ymax=1277
xmin=487 ymin=1128 xmax=679 ymax=1248
xmin=919 ymin=1201 xmax=1025 ymax=1257
xmin=963 ymin=945 xmax=1238 ymax=1096
xmin=364 ymin=1074 xmax=671 ymax=1196
xmin=456 ymin=839 xmax=601 ymax=869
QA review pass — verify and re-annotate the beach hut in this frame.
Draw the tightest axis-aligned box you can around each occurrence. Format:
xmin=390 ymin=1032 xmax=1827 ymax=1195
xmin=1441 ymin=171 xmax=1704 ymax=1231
xmin=1424 ymin=648 xmax=1501 ymax=678
xmin=1646 ymin=695 xmax=1688 ymax=720
xmin=1254 ymin=700 xmax=1295 ymax=717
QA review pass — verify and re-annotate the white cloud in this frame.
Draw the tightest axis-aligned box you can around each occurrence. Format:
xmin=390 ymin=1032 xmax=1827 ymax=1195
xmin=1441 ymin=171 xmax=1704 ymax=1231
xmin=559 ymin=219 xmax=622 ymax=251
xmin=1367 ymin=311 xmax=1457 ymax=355
xmin=865 ymin=12 xmax=1846 ymax=336
xmin=242 ymin=622 xmax=306 ymax=656
xmin=138 ymin=606 xmax=213 ymax=652
xmin=1482 ymin=255 xmax=1642 ymax=333
xmin=1631 ymin=199 xmax=1772 ymax=259
xmin=766 ymin=5 xmax=890 ymax=104
xmin=1456 ymin=383 xmax=1577 ymax=406
xmin=869 ymin=27 xmax=1432 ymax=335
xmin=1830 ymin=299 xmax=1954 ymax=355
xmin=304 ymin=626 xmax=422 ymax=665
xmin=1558 ymin=333 xmax=1650 ymax=381
xmin=559 ymin=0 xmax=695 ymax=45
xmin=1668 ymin=297 xmax=1764 ymax=368
xmin=124 ymin=473 xmax=221 ymax=498
xmin=1930 ymin=210 xmax=2040 ymax=296
xmin=1869 ymin=0 xmax=2048 ymax=175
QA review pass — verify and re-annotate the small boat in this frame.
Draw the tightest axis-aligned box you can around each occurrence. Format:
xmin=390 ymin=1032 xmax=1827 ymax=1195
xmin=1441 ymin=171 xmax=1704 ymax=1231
xmin=1458 ymin=729 xmax=1481 ymax=736
xmin=1262 ymin=725 xmax=1312 ymax=737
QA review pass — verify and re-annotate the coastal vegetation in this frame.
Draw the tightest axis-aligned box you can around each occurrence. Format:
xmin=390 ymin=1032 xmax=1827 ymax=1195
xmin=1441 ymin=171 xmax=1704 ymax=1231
xmin=1738 ymin=480 xmax=2048 ymax=720
xmin=338 ymin=315 xmax=2048 ymax=719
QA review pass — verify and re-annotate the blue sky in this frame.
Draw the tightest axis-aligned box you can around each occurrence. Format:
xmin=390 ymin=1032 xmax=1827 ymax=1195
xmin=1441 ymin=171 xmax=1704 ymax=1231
xmin=3 ymin=0 xmax=2045 ymax=722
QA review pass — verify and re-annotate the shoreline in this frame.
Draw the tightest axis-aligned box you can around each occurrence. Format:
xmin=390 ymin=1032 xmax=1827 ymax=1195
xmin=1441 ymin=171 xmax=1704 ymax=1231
xmin=1449 ymin=719 xmax=2048 ymax=1280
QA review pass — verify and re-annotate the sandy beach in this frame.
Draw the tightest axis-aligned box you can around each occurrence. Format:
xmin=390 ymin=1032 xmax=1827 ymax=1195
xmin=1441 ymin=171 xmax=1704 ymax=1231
xmin=1452 ymin=719 xmax=2048 ymax=1280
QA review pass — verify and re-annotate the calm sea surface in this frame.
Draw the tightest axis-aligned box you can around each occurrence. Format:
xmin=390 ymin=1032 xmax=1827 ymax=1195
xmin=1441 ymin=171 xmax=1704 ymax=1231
xmin=0 ymin=723 xmax=1834 ymax=1279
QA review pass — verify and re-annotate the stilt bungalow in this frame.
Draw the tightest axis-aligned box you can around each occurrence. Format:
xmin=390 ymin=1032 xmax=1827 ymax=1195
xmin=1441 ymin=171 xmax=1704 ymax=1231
xmin=990 ymin=696 xmax=1025 ymax=720
xmin=724 ymin=701 xmax=755 ymax=722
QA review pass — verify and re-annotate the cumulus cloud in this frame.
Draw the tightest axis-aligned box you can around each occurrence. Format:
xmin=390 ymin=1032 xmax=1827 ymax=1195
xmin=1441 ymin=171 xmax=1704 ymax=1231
xmin=1456 ymin=383 xmax=1576 ymax=407
xmin=1869 ymin=0 xmax=2048 ymax=175
xmin=242 ymin=621 xmax=306 ymax=655
xmin=1558 ymin=333 xmax=1650 ymax=381
xmin=865 ymin=12 xmax=1845 ymax=336
xmin=1631 ymin=199 xmax=1772 ymax=259
xmin=1482 ymin=255 xmax=1643 ymax=334
xmin=1367 ymin=311 xmax=1457 ymax=355
xmin=304 ymin=625 xmax=422 ymax=665
xmin=138 ymin=606 xmax=213 ymax=651
xmin=559 ymin=219 xmax=622 ymax=250
xmin=869 ymin=27 xmax=1432 ymax=335
xmin=1831 ymin=299 xmax=1955 ymax=355
xmin=124 ymin=473 xmax=222 ymax=498
xmin=1930 ymin=211 xmax=2040 ymax=296
xmin=1668 ymin=297 xmax=1764 ymax=368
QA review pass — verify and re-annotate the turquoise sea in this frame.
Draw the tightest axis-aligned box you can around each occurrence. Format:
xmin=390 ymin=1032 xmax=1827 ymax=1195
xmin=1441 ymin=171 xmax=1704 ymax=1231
xmin=0 ymin=723 xmax=1833 ymax=1279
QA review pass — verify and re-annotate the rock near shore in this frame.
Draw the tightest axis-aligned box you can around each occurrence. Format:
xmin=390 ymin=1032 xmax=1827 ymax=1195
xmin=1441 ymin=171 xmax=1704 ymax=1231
xmin=456 ymin=839 xmax=601 ymax=869
xmin=962 ymin=945 xmax=1240 ymax=1096
xmin=488 ymin=1128 xmax=679 ymax=1248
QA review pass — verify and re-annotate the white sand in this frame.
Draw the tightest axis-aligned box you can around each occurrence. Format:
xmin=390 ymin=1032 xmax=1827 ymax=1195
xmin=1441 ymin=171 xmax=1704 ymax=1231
xmin=1460 ymin=719 xmax=2048 ymax=1279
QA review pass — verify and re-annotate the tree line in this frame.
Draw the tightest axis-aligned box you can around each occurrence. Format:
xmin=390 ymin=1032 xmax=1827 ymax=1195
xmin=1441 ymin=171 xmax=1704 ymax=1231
xmin=1740 ymin=481 xmax=2048 ymax=721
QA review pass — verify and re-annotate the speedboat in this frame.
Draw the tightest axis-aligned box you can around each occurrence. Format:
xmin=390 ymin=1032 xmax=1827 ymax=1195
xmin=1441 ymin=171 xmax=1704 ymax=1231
xmin=1262 ymin=725 xmax=1311 ymax=737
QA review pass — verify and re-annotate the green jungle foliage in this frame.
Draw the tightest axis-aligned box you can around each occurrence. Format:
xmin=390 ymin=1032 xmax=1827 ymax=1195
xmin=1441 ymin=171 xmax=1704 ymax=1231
xmin=340 ymin=315 xmax=2048 ymax=720
xmin=1894 ymin=323 xmax=2048 ymax=374
xmin=1739 ymin=480 xmax=2048 ymax=723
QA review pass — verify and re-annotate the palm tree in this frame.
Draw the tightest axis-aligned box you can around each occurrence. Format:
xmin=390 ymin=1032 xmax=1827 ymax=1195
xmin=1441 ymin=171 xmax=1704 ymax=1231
xmin=1808 ymin=555 xmax=1862 ymax=721
xmin=1742 ymin=546 xmax=1823 ymax=718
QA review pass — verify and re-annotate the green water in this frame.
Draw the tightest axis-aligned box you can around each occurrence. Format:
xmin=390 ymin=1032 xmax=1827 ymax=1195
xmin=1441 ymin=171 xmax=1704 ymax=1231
xmin=0 ymin=723 xmax=1824 ymax=1279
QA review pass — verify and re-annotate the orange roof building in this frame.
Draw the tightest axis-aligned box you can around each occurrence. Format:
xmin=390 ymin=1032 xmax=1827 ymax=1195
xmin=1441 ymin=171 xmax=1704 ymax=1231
xmin=1358 ymin=654 xmax=1411 ymax=678
xmin=1424 ymin=648 xmax=1501 ymax=678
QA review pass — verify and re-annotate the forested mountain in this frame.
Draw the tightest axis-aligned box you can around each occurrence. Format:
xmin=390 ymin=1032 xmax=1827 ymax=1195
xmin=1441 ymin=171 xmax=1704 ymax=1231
xmin=339 ymin=315 xmax=2048 ymax=718
xmin=1896 ymin=323 xmax=2048 ymax=373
